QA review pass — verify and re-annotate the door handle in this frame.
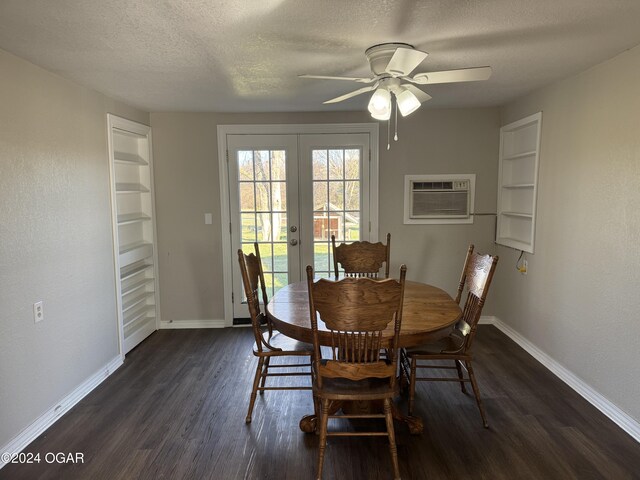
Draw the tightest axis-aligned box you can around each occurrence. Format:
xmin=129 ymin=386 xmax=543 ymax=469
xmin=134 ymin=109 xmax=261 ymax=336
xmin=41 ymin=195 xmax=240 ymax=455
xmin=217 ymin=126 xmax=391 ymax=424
xmin=290 ymin=226 xmax=297 ymax=232
xmin=289 ymin=238 xmax=298 ymax=246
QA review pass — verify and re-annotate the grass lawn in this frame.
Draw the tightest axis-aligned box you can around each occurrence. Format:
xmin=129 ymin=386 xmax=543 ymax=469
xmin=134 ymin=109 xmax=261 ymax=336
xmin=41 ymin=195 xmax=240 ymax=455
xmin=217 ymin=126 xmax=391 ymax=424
xmin=241 ymin=217 xmax=358 ymax=295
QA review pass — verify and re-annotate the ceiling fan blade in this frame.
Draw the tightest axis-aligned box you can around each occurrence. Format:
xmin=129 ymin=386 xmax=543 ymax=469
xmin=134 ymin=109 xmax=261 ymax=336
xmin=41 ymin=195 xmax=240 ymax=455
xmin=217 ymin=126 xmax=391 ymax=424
xmin=323 ymin=84 xmax=379 ymax=104
xmin=385 ymin=47 xmax=428 ymax=76
xmin=299 ymin=74 xmax=376 ymax=84
xmin=401 ymin=84 xmax=432 ymax=103
xmin=411 ymin=66 xmax=492 ymax=85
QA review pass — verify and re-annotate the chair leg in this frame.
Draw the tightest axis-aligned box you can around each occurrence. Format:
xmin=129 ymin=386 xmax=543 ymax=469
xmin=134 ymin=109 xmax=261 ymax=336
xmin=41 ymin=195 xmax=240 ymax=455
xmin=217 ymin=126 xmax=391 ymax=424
xmin=316 ymin=398 xmax=330 ymax=480
xmin=408 ymin=356 xmax=417 ymax=416
xmin=455 ymin=360 xmax=467 ymax=394
xmin=399 ymin=350 xmax=410 ymax=394
xmin=466 ymin=360 xmax=488 ymax=428
xmin=246 ymin=357 xmax=265 ymax=423
xmin=259 ymin=357 xmax=271 ymax=394
xmin=384 ymin=398 xmax=401 ymax=480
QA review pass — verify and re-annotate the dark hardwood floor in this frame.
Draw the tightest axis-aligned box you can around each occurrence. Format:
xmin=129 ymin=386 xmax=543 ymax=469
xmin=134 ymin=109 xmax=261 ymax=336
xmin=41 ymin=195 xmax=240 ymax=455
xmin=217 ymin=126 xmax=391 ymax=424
xmin=2 ymin=326 xmax=639 ymax=479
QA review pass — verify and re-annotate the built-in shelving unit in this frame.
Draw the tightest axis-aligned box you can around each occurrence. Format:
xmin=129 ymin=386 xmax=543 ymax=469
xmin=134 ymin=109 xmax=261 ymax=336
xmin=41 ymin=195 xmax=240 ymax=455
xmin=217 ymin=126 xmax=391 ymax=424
xmin=496 ymin=112 xmax=542 ymax=253
xmin=107 ymin=115 xmax=160 ymax=355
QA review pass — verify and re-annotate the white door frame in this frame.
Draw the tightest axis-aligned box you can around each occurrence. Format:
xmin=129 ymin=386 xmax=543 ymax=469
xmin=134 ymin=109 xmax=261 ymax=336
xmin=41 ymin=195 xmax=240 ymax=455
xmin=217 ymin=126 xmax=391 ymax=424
xmin=217 ymin=123 xmax=379 ymax=327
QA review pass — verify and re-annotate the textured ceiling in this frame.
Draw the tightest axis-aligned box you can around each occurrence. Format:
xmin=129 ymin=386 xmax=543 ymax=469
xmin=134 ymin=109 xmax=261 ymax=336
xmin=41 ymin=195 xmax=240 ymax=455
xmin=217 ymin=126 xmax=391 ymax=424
xmin=1 ymin=0 xmax=640 ymax=113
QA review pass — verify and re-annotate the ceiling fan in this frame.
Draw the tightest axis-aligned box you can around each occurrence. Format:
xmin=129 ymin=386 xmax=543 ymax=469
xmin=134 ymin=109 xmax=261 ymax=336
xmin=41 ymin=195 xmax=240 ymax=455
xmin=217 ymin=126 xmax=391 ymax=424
xmin=300 ymin=42 xmax=492 ymax=120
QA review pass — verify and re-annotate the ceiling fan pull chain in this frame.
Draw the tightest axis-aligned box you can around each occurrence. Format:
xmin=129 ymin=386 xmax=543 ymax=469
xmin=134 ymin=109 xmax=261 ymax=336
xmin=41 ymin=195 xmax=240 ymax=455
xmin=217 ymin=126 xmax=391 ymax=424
xmin=387 ymin=116 xmax=391 ymax=150
xmin=394 ymin=100 xmax=399 ymax=141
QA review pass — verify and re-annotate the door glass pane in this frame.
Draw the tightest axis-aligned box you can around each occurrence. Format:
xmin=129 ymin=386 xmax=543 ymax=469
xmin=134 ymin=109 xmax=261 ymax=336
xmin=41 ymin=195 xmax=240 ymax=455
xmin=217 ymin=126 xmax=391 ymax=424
xmin=328 ymin=149 xmax=344 ymax=179
xmin=313 ymin=150 xmax=328 ymax=180
xmin=313 ymin=182 xmax=328 ymax=210
xmin=255 ymin=151 xmax=270 ymax=181
xmin=329 ymin=182 xmax=344 ymax=210
xmin=274 ymin=273 xmax=288 ymax=296
xmin=345 ymin=149 xmax=360 ymax=179
xmin=273 ymin=242 xmax=288 ymax=272
xmin=238 ymin=151 xmax=254 ymax=180
xmin=311 ymin=147 xmax=362 ymax=277
xmin=239 ymin=183 xmax=255 ymax=211
xmin=345 ymin=181 xmax=360 ymax=211
xmin=313 ymin=241 xmax=332 ymax=279
xmin=271 ymin=151 xmax=286 ymax=180
xmin=345 ymin=212 xmax=360 ymax=241
xmin=255 ymin=183 xmax=271 ymax=211
xmin=241 ymin=213 xmax=257 ymax=242
xmin=236 ymin=148 xmax=290 ymax=299
xmin=258 ymin=242 xmax=274 ymax=272
xmin=271 ymin=182 xmax=286 ymax=212
xmin=274 ymin=213 xmax=287 ymax=241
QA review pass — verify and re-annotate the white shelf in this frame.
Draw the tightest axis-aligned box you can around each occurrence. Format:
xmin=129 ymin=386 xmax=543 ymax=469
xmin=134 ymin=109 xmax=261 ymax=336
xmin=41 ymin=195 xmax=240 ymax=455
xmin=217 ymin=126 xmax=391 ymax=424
xmin=120 ymin=261 xmax=153 ymax=281
xmin=123 ymin=316 xmax=156 ymax=352
xmin=116 ymin=183 xmax=149 ymax=193
xmin=502 ymin=150 xmax=537 ymax=161
xmin=496 ymin=112 xmax=542 ymax=253
xmin=114 ymin=151 xmax=148 ymax=165
xmin=495 ymin=236 xmax=533 ymax=252
xmin=113 ymin=127 xmax=146 ymax=139
xmin=109 ymin=114 xmax=159 ymax=355
xmin=119 ymin=242 xmax=153 ymax=267
xmin=121 ymin=278 xmax=154 ymax=297
xmin=117 ymin=212 xmax=151 ymax=225
xmin=122 ymin=291 xmax=154 ymax=313
xmin=123 ymin=304 xmax=155 ymax=329
xmin=501 ymin=211 xmax=533 ymax=218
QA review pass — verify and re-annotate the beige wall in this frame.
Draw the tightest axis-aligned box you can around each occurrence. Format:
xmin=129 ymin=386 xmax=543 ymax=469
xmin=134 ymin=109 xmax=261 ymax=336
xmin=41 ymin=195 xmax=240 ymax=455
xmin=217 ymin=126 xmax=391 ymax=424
xmin=150 ymin=108 xmax=500 ymax=322
xmin=0 ymin=49 xmax=148 ymax=447
xmin=494 ymin=45 xmax=640 ymax=422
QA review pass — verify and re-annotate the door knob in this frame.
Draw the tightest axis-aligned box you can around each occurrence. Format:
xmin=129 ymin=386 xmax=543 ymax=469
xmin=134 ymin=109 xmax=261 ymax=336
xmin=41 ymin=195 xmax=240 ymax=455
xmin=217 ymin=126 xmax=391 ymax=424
xmin=289 ymin=238 xmax=298 ymax=246
xmin=290 ymin=226 xmax=297 ymax=232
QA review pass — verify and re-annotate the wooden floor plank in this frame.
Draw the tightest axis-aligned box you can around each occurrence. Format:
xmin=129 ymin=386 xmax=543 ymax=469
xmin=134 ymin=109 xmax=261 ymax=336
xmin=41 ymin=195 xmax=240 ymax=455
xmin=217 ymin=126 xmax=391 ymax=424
xmin=1 ymin=326 xmax=639 ymax=479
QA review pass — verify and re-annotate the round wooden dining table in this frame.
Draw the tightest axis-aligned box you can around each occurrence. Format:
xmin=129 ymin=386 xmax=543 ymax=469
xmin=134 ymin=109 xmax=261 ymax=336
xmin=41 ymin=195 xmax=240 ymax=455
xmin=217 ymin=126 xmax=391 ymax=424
xmin=266 ymin=279 xmax=462 ymax=434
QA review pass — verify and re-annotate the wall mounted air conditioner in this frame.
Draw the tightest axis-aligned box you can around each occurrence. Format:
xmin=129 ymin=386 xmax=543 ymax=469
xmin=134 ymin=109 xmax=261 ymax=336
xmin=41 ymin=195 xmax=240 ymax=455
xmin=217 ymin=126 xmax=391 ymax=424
xmin=403 ymin=174 xmax=476 ymax=224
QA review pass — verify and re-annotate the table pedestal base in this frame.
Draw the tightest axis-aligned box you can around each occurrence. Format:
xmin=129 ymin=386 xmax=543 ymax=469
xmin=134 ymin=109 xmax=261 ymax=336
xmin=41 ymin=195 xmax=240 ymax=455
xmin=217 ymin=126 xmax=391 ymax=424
xmin=298 ymin=401 xmax=424 ymax=435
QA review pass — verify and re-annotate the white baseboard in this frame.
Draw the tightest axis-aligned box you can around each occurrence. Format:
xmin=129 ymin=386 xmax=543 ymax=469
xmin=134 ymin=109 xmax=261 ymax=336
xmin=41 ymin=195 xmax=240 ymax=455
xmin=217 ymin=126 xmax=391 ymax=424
xmin=487 ymin=316 xmax=640 ymax=444
xmin=159 ymin=319 xmax=226 ymax=329
xmin=0 ymin=355 xmax=123 ymax=469
xmin=479 ymin=315 xmax=497 ymax=325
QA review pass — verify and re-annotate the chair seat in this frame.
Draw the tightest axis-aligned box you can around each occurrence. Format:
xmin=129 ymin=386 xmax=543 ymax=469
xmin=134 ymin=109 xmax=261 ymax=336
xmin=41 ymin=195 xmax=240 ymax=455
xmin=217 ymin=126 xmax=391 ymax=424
xmin=314 ymin=376 xmax=398 ymax=401
xmin=314 ymin=358 xmax=398 ymax=401
xmin=404 ymin=331 xmax=465 ymax=357
xmin=254 ymin=330 xmax=313 ymax=356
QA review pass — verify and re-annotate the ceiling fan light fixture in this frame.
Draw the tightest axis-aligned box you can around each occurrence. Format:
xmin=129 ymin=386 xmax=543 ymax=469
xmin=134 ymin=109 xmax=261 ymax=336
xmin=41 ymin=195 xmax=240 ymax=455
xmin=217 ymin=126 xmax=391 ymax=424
xmin=396 ymin=89 xmax=421 ymax=117
xmin=368 ymin=88 xmax=391 ymax=120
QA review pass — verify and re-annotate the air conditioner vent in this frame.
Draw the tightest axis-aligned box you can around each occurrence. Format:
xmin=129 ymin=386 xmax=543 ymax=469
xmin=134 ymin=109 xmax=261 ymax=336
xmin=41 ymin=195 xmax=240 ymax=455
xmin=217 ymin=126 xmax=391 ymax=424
xmin=404 ymin=174 xmax=476 ymax=225
xmin=412 ymin=181 xmax=454 ymax=190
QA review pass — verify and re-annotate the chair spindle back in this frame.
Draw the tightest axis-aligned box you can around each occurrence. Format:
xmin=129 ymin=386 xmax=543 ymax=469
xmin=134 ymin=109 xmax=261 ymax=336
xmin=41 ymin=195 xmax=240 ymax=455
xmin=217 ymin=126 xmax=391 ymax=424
xmin=237 ymin=243 xmax=271 ymax=350
xmin=332 ymin=233 xmax=391 ymax=278
xmin=306 ymin=265 xmax=406 ymax=388
xmin=456 ymin=252 xmax=498 ymax=353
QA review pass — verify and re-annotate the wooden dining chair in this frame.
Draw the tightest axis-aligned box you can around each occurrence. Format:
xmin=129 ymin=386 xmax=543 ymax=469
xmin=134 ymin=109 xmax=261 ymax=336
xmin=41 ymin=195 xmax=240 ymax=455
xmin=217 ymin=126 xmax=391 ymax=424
xmin=307 ymin=264 xmax=407 ymax=480
xmin=238 ymin=244 xmax=312 ymax=424
xmin=400 ymin=247 xmax=498 ymax=427
xmin=331 ymin=233 xmax=391 ymax=278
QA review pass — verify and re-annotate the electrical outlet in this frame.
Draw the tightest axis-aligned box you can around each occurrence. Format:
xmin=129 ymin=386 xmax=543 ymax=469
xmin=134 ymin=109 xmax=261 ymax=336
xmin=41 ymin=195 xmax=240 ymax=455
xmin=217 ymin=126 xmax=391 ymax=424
xmin=33 ymin=301 xmax=44 ymax=323
xmin=522 ymin=259 xmax=528 ymax=275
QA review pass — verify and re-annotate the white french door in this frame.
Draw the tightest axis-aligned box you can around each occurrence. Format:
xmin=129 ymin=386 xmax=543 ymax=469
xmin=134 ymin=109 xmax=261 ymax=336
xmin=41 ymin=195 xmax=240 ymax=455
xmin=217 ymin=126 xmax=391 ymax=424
xmin=224 ymin=128 xmax=376 ymax=320
xmin=228 ymin=135 xmax=300 ymax=318
xmin=298 ymin=134 xmax=371 ymax=278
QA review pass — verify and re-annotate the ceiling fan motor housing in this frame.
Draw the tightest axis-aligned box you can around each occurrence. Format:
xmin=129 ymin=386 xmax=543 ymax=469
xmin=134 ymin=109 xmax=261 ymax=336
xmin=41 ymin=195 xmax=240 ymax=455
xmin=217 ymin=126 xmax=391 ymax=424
xmin=365 ymin=42 xmax=415 ymax=76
